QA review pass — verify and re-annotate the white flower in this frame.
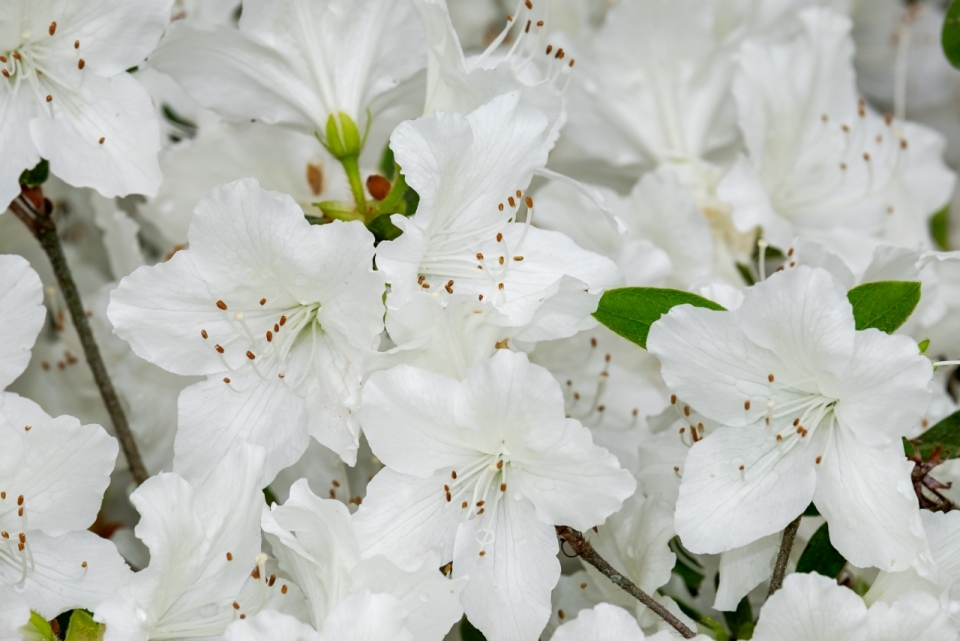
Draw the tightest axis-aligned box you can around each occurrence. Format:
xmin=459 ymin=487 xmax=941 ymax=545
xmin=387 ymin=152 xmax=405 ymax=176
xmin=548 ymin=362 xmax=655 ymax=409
xmin=648 ymin=266 xmax=931 ymax=570
xmin=94 ymin=444 xmax=277 ymax=640
xmin=108 ymin=178 xmax=385 ymax=479
xmin=262 ymin=479 xmax=464 ymax=639
xmin=224 ymin=592 xmax=415 ymax=641
xmin=353 ymin=350 xmax=635 ymax=641
xmin=0 ymin=254 xmax=129 ymax=617
xmin=752 ymin=572 xmax=955 ymax=641
xmin=550 ymin=603 xmax=710 ymax=641
xmin=377 ymin=92 xmax=621 ymax=342
xmin=718 ymin=7 xmax=955 ymax=272
xmin=0 ymin=0 xmax=169 ymax=207
xmin=148 ymin=0 xmax=425 ymax=137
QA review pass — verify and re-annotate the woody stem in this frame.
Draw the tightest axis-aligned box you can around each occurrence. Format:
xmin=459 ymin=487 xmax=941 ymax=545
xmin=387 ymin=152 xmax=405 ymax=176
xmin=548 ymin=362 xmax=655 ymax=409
xmin=10 ymin=191 xmax=149 ymax=485
xmin=766 ymin=514 xmax=803 ymax=598
xmin=556 ymin=526 xmax=697 ymax=639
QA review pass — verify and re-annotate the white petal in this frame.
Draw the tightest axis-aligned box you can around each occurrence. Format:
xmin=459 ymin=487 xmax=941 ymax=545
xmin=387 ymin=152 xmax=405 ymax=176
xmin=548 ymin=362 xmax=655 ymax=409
xmin=0 ymin=255 xmax=45 ymax=388
xmin=353 ymin=468 xmax=463 ymax=571
xmin=16 ymin=530 xmax=132 ymax=619
xmin=713 ymin=534 xmax=778 ymax=611
xmin=865 ymin=593 xmax=956 ymax=641
xmin=813 ymin=433 xmax=926 ymax=571
xmin=0 ymin=591 xmax=28 ymax=641
xmin=30 ymin=73 xmax=162 ymax=198
xmin=453 ymin=495 xmax=560 ymax=641
xmin=511 ymin=418 xmax=635 ymax=531
xmin=675 ymin=425 xmax=816 ymax=554
xmin=174 ymin=375 xmax=308 ymax=487
xmin=752 ymin=573 xmax=868 ymax=641
xmin=225 ymin=609 xmax=321 ymax=641
xmin=0 ymin=89 xmax=40 ymax=210
xmin=319 ymin=591 xmax=414 ymax=641
xmin=551 ymin=603 xmax=644 ymax=641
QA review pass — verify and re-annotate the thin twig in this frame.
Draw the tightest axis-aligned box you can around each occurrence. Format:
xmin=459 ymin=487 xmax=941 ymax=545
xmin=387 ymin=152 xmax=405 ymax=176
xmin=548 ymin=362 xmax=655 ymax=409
xmin=556 ymin=526 xmax=697 ymax=639
xmin=766 ymin=514 xmax=803 ymax=598
xmin=10 ymin=192 xmax=149 ymax=485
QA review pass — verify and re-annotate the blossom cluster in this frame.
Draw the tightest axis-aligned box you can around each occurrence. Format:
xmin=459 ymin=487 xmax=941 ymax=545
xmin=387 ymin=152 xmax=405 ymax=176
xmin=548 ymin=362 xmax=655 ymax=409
xmin=3 ymin=0 xmax=960 ymax=639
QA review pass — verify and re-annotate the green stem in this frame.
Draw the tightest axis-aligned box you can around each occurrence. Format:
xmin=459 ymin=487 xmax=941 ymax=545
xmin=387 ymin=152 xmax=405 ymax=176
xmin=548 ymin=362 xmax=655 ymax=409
xmin=370 ymin=170 xmax=408 ymax=220
xmin=10 ymin=194 xmax=150 ymax=485
xmin=340 ymin=154 xmax=368 ymax=218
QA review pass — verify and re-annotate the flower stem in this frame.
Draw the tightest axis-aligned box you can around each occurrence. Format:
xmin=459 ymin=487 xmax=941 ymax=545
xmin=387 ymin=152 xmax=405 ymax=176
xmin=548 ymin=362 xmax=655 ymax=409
xmin=766 ymin=514 xmax=803 ymax=598
xmin=10 ymin=191 xmax=149 ymax=485
xmin=556 ymin=526 xmax=697 ymax=639
xmin=340 ymin=155 xmax=368 ymax=218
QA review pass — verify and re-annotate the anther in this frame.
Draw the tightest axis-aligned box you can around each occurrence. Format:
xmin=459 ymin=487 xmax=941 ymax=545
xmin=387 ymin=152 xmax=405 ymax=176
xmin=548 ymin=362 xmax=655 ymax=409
xmin=274 ymin=323 xmax=280 ymax=332
xmin=266 ymin=331 xmax=273 ymax=342
xmin=46 ymin=95 xmax=52 ymax=102
xmin=508 ymin=196 xmax=516 ymax=207
xmin=268 ymin=574 xmax=276 ymax=587
xmin=477 ymin=501 xmax=485 ymax=507
xmin=498 ymin=283 xmax=504 ymax=290
xmin=12 ymin=52 xmax=21 ymax=60
xmin=739 ymin=465 xmax=745 ymax=471
xmin=538 ymin=20 xmax=544 ymax=26
xmin=81 ymin=561 xmax=87 ymax=568
xmin=768 ymin=374 xmax=774 ymax=382
xmin=1 ymin=70 xmax=8 ymax=78
xmin=525 ymin=0 xmax=533 ymax=8
xmin=216 ymin=300 xmax=228 ymax=310
xmin=260 ymin=298 xmax=266 ymax=305
xmin=863 ymin=152 xmax=871 ymax=162
xmin=445 ymin=492 xmax=452 ymax=502
xmin=793 ymin=418 xmax=800 ymax=426
xmin=78 ymin=59 xmax=85 ymax=69
xmin=900 ymin=139 xmax=908 ymax=150
xmin=332 ymin=480 xmax=340 ymax=488
xmin=223 ymin=377 xmax=231 ymax=384
xmin=74 ymin=40 xmax=80 ymax=49
xmin=546 ymin=45 xmax=553 ymax=55
xmin=215 ymin=344 xmax=224 ymax=353
xmin=476 ymin=253 xmax=484 ymax=260
xmin=498 ymin=203 xmax=504 ymax=211
xmin=671 ymin=395 xmax=677 ymax=404
xmin=569 ymin=59 xmax=575 ymax=67
xmin=281 ymin=585 xmax=288 ymax=594
xmin=683 ymin=406 xmax=690 ymax=417
xmin=744 ymin=400 xmax=751 ymax=410
xmin=280 ymin=315 xmax=287 ymax=326
xmin=232 ymin=602 xmax=240 ymax=610
xmin=17 ymin=495 xmax=23 ymax=506
xmin=462 ymin=501 xmax=468 ymax=508
xmin=99 ymin=137 xmax=105 ymax=144
xmin=498 ymin=256 xmax=504 ymax=265
xmin=252 ymin=567 xmax=261 ymax=579
xmin=49 ymin=22 xmax=57 ymax=36
xmin=1 ymin=492 xmax=5 ymax=499
xmin=496 ymin=460 xmax=504 ymax=469
xmin=201 ymin=329 xmax=208 ymax=339
xmin=842 ymin=124 xmax=850 ymax=133
xmin=226 ymin=552 xmax=233 ymax=561
xmin=246 ymin=351 xmax=255 ymax=360
xmin=0 ymin=532 xmax=6 ymax=539
xmin=479 ymin=550 xmax=486 ymax=557
xmin=525 ymin=20 xmax=531 ymax=32
xmin=816 ymin=456 xmax=822 ymax=464
xmin=451 ymin=470 xmax=458 ymax=479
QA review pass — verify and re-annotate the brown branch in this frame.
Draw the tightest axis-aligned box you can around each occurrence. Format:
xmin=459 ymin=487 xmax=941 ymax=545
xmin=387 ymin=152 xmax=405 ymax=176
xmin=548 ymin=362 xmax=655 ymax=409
xmin=556 ymin=526 xmax=697 ymax=639
xmin=10 ymin=192 xmax=149 ymax=485
xmin=766 ymin=514 xmax=802 ymax=598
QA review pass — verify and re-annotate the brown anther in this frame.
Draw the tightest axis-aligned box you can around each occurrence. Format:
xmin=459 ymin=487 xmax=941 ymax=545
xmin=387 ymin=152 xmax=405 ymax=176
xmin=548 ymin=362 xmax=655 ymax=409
xmin=546 ymin=45 xmax=553 ymax=54
xmin=816 ymin=456 xmax=822 ymax=464
xmin=418 ymin=275 xmax=425 ymax=284
xmin=12 ymin=52 xmax=21 ymax=60
xmin=497 ymin=460 xmax=504 ymax=469
xmin=537 ymin=20 xmax=544 ymax=26
xmin=768 ymin=373 xmax=775 ymax=382
xmin=821 ymin=114 xmax=828 ymax=122
xmin=445 ymin=281 xmax=454 ymax=294
xmin=46 ymin=95 xmax=52 ymax=102
xmin=0 ymin=492 xmax=4 ymax=499
xmin=216 ymin=300 xmax=228 ymax=310
xmin=78 ymin=59 xmax=85 ymax=69
xmin=81 ymin=561 xmax=87 ymax=568
xmin=332 ymin=480 xmax=341 ymax=488
xmin=281 ymin=584 xmax=288 ymax=594
xmin=498 ymin=203 xmax=504 ymax=211
xmin=569 ymin=59 xmax=575 ymax=67
xmin=451 ymin=470 xmax=458 ymax=479
xmin=900 ymin=139 xmax=908 ymax=150
xmin=329 ymin=489 xmax=336 ymax=498
xmin=252 ymin=567 xmax=261 ymax=579
xmin=525 ymin=19 xmax=531 ymax=32
xmin=632 ymin=408 xmax=639 ymax=417
xmin=477 ymin=508 xmax=485 ymax=515
xmin=788 ymin=247 xmax=795 ymax=256
xmin=679 ymin=427 xmax=686 ymax=434
xmin=765 ymin=417 xmax=770 ymax=425
xmin=462 ymin=501 xmax=468 ymax=508
xmin=793 ymin=418 xmax=800 ymax=426
xmin=201 ymin=329 xmax=208 ymax=339
xmin=671 ymin=394 xmax=677 ymax=405
xmin=500 ymin=483 xmax=507 ymax=491
xmin=259 ymin=298 xmax=267 ymax=306
xmin=226 ymin=552 xmax=233 ymax=561
xmin=274 ymin=323 xmax=280 ymax=332
xmin=739 ymin=465 xmax=745 ymax=471
xmin=508 ymin=196 xmax=516 ymax=207
xmin=863 ymin=152 xmax=871 ymax=162
xmin=744 ymin=400 xmax=751 ymax=410
xmin=49 ymin=22 xmax=57 ymax=35
xmin=498 ymin=283 xmax=504 ymax=290
xmin=223 ymin=377 xmax=231 ymax=384
xmin=232 ymin=602 xmax=240 ymax=610
xmin=99 ymin=137 xmax=105 ymax=144
xmin=23 ymin=425 xmax=30 ymax=432
xmin=776 ymin=434 xmax=783 ymax=442
xmin=683 ymin=406 xmax=691 ymax=417
xmin=266 ymin=330 xmax=273 ymax=342
xmin=525 ymin=0 xmax=533 ymax=8
xmin=19 ymin=533 xmax=25 ymax=544
xmin=476 ymin=253 xmax=484 ymax=260
xmin=0 ymin=56 xmax=6 ymax=62
xmin=445 ymin=492 xmax=452 ymax=502
xmin=479 ymin=550 xmax=486 ymax=556
xmin=558 ymin=609 xmax=566 ymax=620
xmin=269 ymin=574 xmax=277 ymax=587
xmin=496 ymin=232 xmax=503 ymax=242
xmin=841 ymin=124 xmax=850 ymax=133
xmin=498 ymin=256 xmax=504 ymax=265
xmin=74 ymin=40 xmax=80 ymax=49
xmin=215 ymin=344 xmax=224 ymax=353
xmin=0 ymin=532 xmax=6 ymax=539
xmin=246 ymin=351 xmax=256 ymax=360
xmin=444 ymin=484 xmax=450 ymax=492
xmin=477 ymin=501 xmax=485 ymax=507
xmin=884 ymin=113 xmax=893 ymax=125
xmin=478 ymin=295 xmax=484 ymax=301
xmin=840 ymin=162 xmax=847 ymax=171
xmin=18 ymin=508 xmax=23 ymax=517
xmin=366 ymin=174 xmax=391 ymax=200
xmin=280 ymin=315 xmax=287 ymax=326
xmin=2 ymin=70 xmax=9 ymax=78
xmin=18 ymin=542 xmax=24 ymax=551
xmin=240 ymin=614 xmax=246 ymax=620
xmin=17 ymin=495 xmax=23 ymax=506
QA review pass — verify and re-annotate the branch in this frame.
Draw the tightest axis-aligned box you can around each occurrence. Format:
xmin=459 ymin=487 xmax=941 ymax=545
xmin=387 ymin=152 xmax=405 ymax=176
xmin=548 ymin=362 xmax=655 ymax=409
xmin=766 ymin=514 xmax=802 ymax=598
xmin=556 ymin=526 xmax=697 ymax=639
xmin=10 ymin=192 xmax=149 ymax=485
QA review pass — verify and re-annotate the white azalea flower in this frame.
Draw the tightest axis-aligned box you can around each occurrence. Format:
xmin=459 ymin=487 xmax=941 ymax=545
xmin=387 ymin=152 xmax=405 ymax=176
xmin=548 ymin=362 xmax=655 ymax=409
xmin=224 ymin=592 xmax=414 ymax=641
xmin=148 ymin=0 xmax=425 ymax=139
xmin=94 ymin=444 xmax=283 ymax=640
xmin=550 ymin=603 xmax=710 ymax=641
xmin=377 ymin=92 xmax=621 ymax=342
xmin=262 ymin=479 xmax=464 ymax=639
xmin=0 ymin=254 xmax=129 ymax=617
xmin=752 ymin=572 xmax=954 ymax=641
xmin=0 ymin=0 xmax=169 ymax=208
xmin=354 ymin=350 xmax=635 ymax=641
xmin=648 ymin=266 xmax=931 ymax=570
xmin=108 ymin=178 xmax=385 ymax=479
xmin=718 ymin=7 xmax=955 ymax=272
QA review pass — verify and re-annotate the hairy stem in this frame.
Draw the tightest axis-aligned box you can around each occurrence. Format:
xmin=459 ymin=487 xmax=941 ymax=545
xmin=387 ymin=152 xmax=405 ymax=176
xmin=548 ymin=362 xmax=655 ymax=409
xmin=10 ymin=192 xmax=149 ymax=485
xmin=766 ymin=514 xmax=803 ymax=598
xmin=556 ymin=526 xmax=697 ymax=639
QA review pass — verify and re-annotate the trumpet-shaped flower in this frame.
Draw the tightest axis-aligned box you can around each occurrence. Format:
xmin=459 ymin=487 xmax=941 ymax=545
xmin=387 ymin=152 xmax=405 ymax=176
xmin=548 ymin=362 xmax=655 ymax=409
xmin=648 ymin=266 xmax=931 ymax=570
xmin=108 ymin=178 xmax=385 ymax=480
xmin=0 ymin=0 xmax=169 ymax=207
xmin=353 ymin=350 xmax=635 ymax=641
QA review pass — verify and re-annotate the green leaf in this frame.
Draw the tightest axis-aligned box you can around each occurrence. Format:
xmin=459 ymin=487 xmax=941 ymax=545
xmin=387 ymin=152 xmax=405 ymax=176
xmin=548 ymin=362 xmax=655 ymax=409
xmin=796 ymin=523 xmax=847 ymax=578
xmin=19 ymin=159 xmax=49 ymax=187
xmin=919 ymin=338 xmax=931 ymax=354
xmin=378 ymin=145 xmax=396 ymax=180
xmin=944 ymin=0 xmax=960 ymax=69
xmin=64 ymin=611 xmax=104 ymax=641
xmin=22 ymin=612 xmax=57 ymax=641
xmin=911 ymin=409 xmax=960 ymax=460
xmin=930 ymin=205 xmax=951 ymax=251
xmin=593 ymin=288 xmax=726 ymax=350
xmin=722 ymin=594 xmax=754 ymax=640
xmin=846 ymin=281 xmax=921 ymax=334
xmin=460 ymin=616 xmax=486 ymax=641
xmin=802 ymin=503 xmax=820 ymax=517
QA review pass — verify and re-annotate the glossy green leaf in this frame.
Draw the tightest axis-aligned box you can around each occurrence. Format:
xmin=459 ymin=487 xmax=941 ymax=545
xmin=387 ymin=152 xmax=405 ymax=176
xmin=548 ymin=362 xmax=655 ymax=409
xmin=593 ymin=288 xmax=726 ymax=349
xmin=846 ymin=281 xmax=921 ymax=334
xmin=19 ymin=160 xmax=49 ymax=188
xmin=796 ymin=523 xmax=846 ymax=578
xmin=64 ymin=611 xmax=104 ymax=641
xmin=911 ymin=409 xmax=960 ymax=460
xmin=943 ymin=0 xmax=960 ymax=69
